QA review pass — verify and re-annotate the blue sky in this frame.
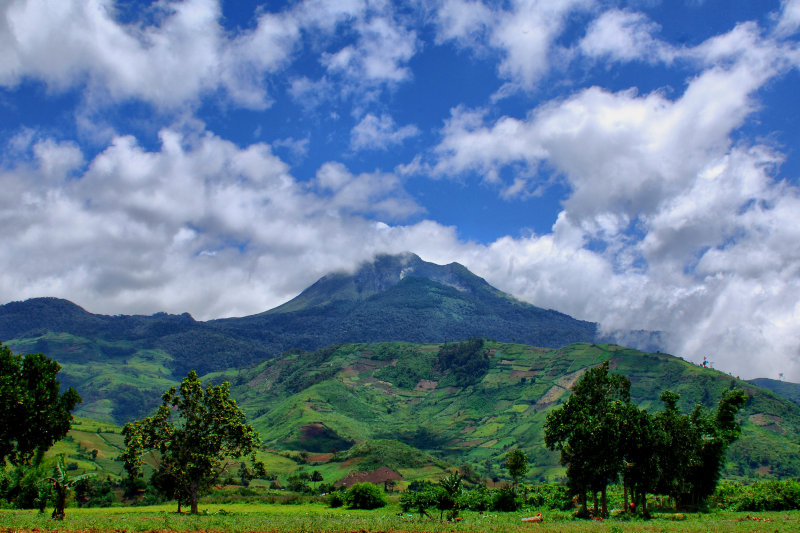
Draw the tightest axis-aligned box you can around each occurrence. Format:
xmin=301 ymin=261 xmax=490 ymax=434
xmin=1 ymin=0 xmax=800 ymax=380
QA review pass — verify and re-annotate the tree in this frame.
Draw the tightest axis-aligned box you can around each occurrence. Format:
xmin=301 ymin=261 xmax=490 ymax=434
xmin=311 ymin=469 xmax=324 ymax=492
xmin=459 ymin=462 xmax=480 ymax=484
xmin=652 ymin=390 xmax=695 ymax=506
xmin=680 ymin=389 xmax=747 ymax=507
xmin=504 ymin=449 xmax=529 ymax=488
xmin=619 ymin=403 xmax=660 ymax=517
xmin=650 ymin=388 xmax=747 ymax=509
xmin=122 ymin=370 xmax=261 ymax=514
xmin=436 ymin=470 xmax=463 ymax=519
xmin=44 ymin=455 xmax=95 ymax=520
xmin=0 ymin=344 xmax=81 ymax=466
xmin=346 ymin=482 xmax=387 ymax=509
xmin=544 ymin=361 xmax=630 ymax=517
xmin=400 ymin=488 xmax=437 ymax=519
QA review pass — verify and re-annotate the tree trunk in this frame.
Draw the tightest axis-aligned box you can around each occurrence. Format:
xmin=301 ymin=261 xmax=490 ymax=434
xmin=623 ymin=481 xmax=629 ymax=514
xmin=601 ymin=487 xmax=608 ymax=517
xmin=640 ymin=491 xmax=649 ymax=519
xmin=579 ymin=491 xmax=588 ymax=517
xmin=51 ymin=483 xmax=66 ymax=520
xmin=190 ymin=484 xmax=199 ymax=514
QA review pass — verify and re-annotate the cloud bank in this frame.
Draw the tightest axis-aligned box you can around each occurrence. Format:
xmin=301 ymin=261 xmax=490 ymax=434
xmin=1 ymin=0 xmax=799 ymax=381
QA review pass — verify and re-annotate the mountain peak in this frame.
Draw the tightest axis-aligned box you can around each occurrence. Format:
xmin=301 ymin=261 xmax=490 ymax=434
xmin=268 ymin=253 xmax=492 ymax=313
xmin=0 ymin=297 xmax=96 ymax=340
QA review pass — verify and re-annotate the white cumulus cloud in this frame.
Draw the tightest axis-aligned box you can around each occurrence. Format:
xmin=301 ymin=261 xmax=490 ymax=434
xmin=579 ymin=9 xmax=676 ymax=64
xmin=428 ymin=22 xmax=800 ymax=379
xmin=350 ymin=113 xmax=420 ymax=151
xmin=435 ymin=0 xmax=596 ymax=90
xmin=0 ymin=0 xmax=299 ymax=109
xmin=0 ymin=124 xmax=426 ymax=319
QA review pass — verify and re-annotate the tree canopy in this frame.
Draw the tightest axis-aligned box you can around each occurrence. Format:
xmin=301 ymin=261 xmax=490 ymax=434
xmin=122 ymin=370 xmax=261 ymax=514
xmin=504 ymin=448 xmax=529 ymax=487
xmin=544 ymin=361 xmax=630 ymax=517
xmin=544 ymin=360 xmax=747 ymax=517
xmin=0 ymin=343 xmax=81 ymax=466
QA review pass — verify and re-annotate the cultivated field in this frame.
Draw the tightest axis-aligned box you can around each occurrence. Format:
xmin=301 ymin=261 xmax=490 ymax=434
xmin=1 ymin=503 xmax=798 ymax=532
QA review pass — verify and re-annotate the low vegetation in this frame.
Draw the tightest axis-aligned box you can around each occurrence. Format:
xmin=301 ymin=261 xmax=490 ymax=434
xmin=2 ymin=503 xmax=800 ymax=532
xmin=2 ymin=341 xmax=800 ymax=530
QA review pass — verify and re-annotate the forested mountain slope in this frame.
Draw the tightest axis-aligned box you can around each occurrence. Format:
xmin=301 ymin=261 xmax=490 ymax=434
xmin=213 ymin=341 xmax=800 ymax=481
xmin=1 ymin=253 xmax=601 ymax=421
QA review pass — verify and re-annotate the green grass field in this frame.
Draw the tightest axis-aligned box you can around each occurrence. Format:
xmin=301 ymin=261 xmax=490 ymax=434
xmin=1 ymin=503 xmax=798 ymax=532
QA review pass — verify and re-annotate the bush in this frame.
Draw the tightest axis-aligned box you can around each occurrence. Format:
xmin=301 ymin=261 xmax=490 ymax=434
xmin=346 ymin=483 xmax=387 ymax=510
xmin=491 ymin=486 xmax=521 ymax=512
xmin=459 ymin=486 xmax=492 ymax=511
xmin=400 ymin=489 xmax=438 ymax=517
xmin=407 ymin=480 xmax=435 ymax=492
xmin=526 ymin=483 xmax=573 ymax=510
xmin=712 ymin=480 xmax=800 ymax=511
xmin=328 ymin=491 xmax=346 ymax=508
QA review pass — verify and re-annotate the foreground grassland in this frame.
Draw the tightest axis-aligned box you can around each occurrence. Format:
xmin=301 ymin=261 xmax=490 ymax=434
xmin=2 ymin=504 xmax=799 ymax=532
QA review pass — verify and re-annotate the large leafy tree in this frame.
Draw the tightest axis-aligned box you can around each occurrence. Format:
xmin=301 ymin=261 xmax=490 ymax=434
xmin=652 ymin=390 xmax=696 ymax=505
xmin=656 ymin=388 xmax=747 ymax=508
xmin=619 ymin=403 xmax=660 ymax=516
xmin=122 ymin=370 xmax=261 ymax=514
xmin=544 ymin=359 xmax=746 ymax=517
xmin=544 ymin=361 xmax=630 ymax=517
xmin=0 ymin=344 xmax=81 ymax=466
xmin=697 ymin=388 xmax=748 ymax=502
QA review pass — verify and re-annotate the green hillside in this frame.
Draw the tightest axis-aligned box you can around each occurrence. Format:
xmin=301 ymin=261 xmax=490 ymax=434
xmin=12 ymin=340 xmax=800 ymax=487
xmin=749 ymin=378 xmax=800 ymax=406
xmin=44 ymin=417 xmax=127 ymax=478
xmin=4 ymin=332 xmax=178 ymax=423
xmin=213 ymin=341 xmax=800 ymax=482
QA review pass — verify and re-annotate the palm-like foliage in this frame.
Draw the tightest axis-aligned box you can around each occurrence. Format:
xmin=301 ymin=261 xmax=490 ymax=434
xmin=44 ymin=455 xmax=95 ymax=520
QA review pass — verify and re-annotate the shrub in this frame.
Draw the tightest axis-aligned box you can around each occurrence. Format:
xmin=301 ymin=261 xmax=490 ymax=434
xmin=400 ymin=489 xmax=438 ymax=518
xmin=328 ymin=491 xmax=346 ymax=508
xmin=526 ymin=483 xmax=573 ymax=510
xmin=459 ymin=487 xmax=492 ymax=511
xmin=491 ymin=486 xmax=521 ymax=512
xmin=712 ymin=480 xmax=800 ymax=511
xmin=408 ymin=480 xmax=435 ymax=492
xmin=346 ymin=482 xmax=387 ymax=510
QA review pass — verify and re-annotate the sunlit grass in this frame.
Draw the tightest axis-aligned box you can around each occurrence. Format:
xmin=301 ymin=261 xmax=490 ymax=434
xmin=2 ymin=504 xmax=799 ymax=532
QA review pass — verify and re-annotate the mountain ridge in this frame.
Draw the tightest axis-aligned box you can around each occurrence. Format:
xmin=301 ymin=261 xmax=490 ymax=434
xmin=1 ymin=253 xmax=604 ymax=374
xmin=0 ymin=252 xmax=601 ymax=421
xmin=210 ymin=252 xmax=599 ymax=353
xmin=3 ymin=254 xmax=800 ymax=479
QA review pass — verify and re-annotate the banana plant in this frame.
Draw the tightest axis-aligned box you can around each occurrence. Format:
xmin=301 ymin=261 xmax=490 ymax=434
xmin=43 ymin=455 xmax=95 ymax=520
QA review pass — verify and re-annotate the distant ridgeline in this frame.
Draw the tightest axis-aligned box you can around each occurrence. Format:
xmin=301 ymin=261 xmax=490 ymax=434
xmin=1 ymin=253 xmax=610 ymax=421
xmin=0 ymin=254 xmax=666 ymax=377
